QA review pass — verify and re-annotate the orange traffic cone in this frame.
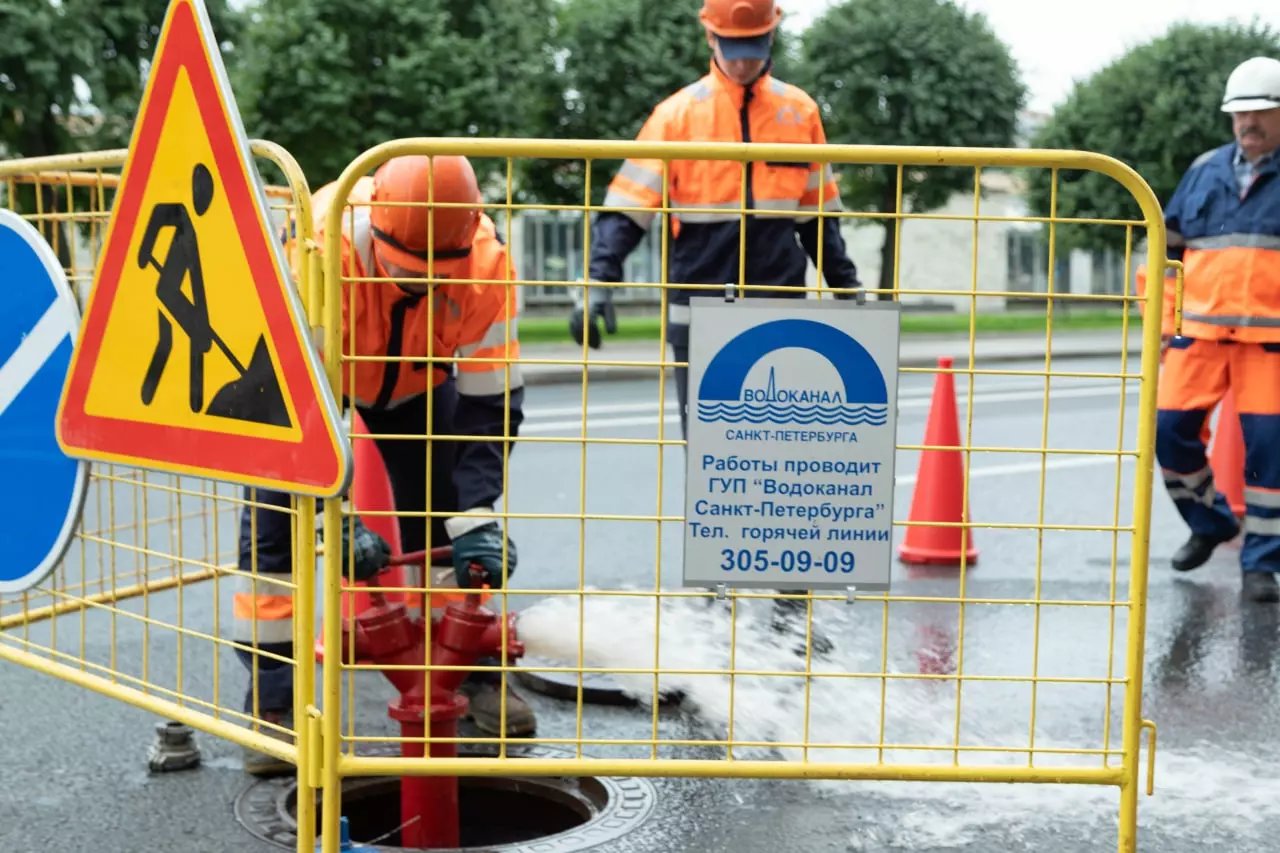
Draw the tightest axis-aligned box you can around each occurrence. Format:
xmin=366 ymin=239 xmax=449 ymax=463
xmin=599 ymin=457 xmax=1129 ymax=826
xmin=898 ymin=356 xmax=979 ymax=566
xmin=315 ymin=409 xmax=412 ymax=662
xmin=314 ymin=412 xmax=491 ymax=661
xmin=1209 ymin=390 xmax=1246 ymax=518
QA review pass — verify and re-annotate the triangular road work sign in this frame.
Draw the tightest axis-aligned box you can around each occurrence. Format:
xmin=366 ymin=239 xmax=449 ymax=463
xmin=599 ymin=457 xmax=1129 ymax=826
xmin=57 ymin=0 xmax=351 ymax=499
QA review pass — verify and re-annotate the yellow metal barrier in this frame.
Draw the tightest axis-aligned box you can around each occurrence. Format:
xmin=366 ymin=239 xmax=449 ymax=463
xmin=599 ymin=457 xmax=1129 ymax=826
xmin=317 ymin=139 xmax=1165 ymax=853
xmin=0 ymin=143 xmax=319 ymax=820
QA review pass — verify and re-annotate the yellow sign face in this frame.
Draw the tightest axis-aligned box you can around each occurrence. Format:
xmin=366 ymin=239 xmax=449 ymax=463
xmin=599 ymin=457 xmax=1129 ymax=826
xmin=56 ymin=0 xmax=351 ymax=498
xmin=82 ymin=67 xmax=300 ymax=442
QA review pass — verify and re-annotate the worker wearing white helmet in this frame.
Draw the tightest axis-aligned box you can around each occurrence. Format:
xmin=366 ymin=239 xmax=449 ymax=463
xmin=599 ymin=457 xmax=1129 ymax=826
xmin=1222 ymin=56 xmax=1280 ymax=116
xmin=1137 ymin=55 xmax=1280 ymax=602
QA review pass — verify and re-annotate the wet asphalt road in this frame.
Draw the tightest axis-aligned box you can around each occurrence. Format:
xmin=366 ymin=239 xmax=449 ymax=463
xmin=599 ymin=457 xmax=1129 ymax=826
xmin=3 ymin=354 xmax=1279 ymax=853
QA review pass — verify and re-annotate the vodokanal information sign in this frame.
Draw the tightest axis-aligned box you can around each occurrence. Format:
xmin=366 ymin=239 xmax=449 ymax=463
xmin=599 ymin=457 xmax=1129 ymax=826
xmin=682 ymin=297 xmax=901 ymax=592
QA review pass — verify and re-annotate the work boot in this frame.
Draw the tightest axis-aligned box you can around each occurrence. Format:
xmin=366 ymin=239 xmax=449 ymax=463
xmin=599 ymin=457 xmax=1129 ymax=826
xmin=771 ymin=594 xmax=835 ymax=659
xmin=241 ymin=710 xmax=295 ymax=777
xmin=1171 ymin=532 xmax=1236 ymax=573
xmin=458 ymin=679 xmax=538 ymax=737
xmin=1243 ymin=572 xmax=1280 ymax=604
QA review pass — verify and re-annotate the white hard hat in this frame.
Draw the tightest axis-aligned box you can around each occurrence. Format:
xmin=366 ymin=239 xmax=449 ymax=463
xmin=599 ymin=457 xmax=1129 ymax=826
xmin=1221 ymin=56 xmax=1280 ymax=113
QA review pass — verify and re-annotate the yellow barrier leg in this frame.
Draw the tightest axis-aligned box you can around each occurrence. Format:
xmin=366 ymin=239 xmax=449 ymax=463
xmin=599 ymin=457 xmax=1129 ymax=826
xmin=1115 ymin=234 xmax=1166 ymax=853
xmin=1118 ymin=782 xmax=1137 ymax=852
xmin=295 ymin=497 xmax=318 ymax=853
xmin=320 ymin=496 xmax=343 ymax=853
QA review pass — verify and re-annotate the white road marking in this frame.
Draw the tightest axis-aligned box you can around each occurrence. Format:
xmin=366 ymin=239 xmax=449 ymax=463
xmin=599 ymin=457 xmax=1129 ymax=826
xmin=520 ymin=381 xmax=1142 ymax=484
xmin=523 ymin=379 xmax=1125 ymax=420
xmin=522 ymin=413 xmax=686 ymax=433
xmin=0 ymin=301 xmax=73 ymax=420
xmin=517 ymin=411 xmax=1135 ymax=483
xmin=520 ymin=384 xmax=1142 ymax=434
xmin=897 ymin=453 xmax=1133 ymax=486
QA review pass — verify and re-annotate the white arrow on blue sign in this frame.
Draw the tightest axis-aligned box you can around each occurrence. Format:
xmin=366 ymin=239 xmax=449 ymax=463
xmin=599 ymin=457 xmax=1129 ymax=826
xmin=0 ymin=209 xmax=89 ymax=595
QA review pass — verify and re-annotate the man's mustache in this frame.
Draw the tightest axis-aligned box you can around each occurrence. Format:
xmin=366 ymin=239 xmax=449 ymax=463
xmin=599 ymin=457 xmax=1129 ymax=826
xmin=1240 ymin=125 xmax=1266 ymax=137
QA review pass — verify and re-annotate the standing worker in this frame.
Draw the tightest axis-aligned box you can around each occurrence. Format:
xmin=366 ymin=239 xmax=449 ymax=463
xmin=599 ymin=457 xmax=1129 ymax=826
xmin=572 ymin=0 xmax=862 ymax=428
xmin=1138 ymin=56 xmax=1280 ymax=603
xmin=570 ymin=0 xmax=862 ymax=651
xmin=237 ymin=154 xmax=535 ymax=776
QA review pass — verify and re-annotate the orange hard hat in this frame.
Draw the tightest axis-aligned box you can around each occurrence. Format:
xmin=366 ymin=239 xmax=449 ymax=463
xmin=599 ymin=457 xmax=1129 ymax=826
xmin=369 ymin=155 xmax=482 ymax=274
xmin=700 ymin=0 xmax=782 ymax=39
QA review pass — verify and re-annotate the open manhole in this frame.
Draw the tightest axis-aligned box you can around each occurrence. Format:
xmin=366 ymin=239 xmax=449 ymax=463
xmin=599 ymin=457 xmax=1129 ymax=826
xmin=235 ymin=744 xmax=657 ymax=852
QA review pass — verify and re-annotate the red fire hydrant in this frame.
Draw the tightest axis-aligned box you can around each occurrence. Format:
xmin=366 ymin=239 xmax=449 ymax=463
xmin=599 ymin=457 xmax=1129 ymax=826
xmin=339 ymin=550 xmax=523 ymax=849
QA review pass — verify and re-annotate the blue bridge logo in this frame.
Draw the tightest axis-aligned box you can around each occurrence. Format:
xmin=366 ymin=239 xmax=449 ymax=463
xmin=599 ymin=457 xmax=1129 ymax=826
xmin=696 ymin=318 xmax=888 ymax=427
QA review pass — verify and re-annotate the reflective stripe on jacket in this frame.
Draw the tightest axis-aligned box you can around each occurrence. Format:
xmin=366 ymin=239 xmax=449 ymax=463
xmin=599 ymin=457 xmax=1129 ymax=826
xmin=333 ymin=208 xmax=521 ymax=409
xmin=311 ymin=179 xmax=524 ymax=513
xmin=1137 ymin=143 xmax=1280 ymax=342
xmin=588 ymin=59 xmax=860 ymax=328
xmin=280 ymin=176 xmax=374 ymax=277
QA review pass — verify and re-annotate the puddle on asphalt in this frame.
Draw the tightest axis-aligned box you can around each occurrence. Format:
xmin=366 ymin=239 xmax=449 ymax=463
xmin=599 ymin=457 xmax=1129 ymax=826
xmin=516 ymin=591 xmax=1280 ymax=847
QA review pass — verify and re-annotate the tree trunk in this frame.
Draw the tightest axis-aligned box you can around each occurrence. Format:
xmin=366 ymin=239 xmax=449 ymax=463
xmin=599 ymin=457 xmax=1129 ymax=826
xmin=876 ymin=184 xmax=900 ymax=300
xmin=37 ymin=184 xmax=73 ymax=274
xmin=22 ymin=124 xmax=74 ymax=275
xmin=877 ymin=228 xmax=897 ymax=300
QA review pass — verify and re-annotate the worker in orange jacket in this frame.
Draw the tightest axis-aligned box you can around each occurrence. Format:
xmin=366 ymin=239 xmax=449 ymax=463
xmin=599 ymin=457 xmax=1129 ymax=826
xmin=572 ymin=0 xmax=861 ymax=425
xmin=571 ymin=0 xmax=861 ymax=654
xmin=1136 ymin=56 xmax=1280 ymax=603
xmin=237 ymin=155 xmax=532 ymax=776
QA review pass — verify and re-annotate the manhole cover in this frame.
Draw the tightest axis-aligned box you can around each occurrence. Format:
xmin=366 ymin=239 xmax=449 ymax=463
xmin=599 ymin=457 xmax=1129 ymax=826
xmin=515 ymin=656 xmax=682 ymax=707
xmin=235 ymin=743 xmax=657 ymax=852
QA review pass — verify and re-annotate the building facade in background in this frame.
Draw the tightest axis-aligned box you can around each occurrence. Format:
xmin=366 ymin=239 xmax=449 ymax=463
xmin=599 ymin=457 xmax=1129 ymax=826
xmin=507 ymin=111 xmax=1132 ymax=316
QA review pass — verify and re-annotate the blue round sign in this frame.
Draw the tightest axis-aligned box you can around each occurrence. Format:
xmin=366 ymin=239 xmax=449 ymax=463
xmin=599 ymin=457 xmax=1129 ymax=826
xmin=0 ymin=209 xmax=89 ymax=594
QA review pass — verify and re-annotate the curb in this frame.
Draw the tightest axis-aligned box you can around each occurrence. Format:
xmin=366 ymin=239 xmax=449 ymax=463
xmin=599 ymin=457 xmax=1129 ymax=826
xmin=522 ymin=344 xmax=1145 ymax=387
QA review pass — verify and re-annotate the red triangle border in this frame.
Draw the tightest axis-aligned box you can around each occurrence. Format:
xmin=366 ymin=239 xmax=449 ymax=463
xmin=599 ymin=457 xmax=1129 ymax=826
xmin=58 ymin=0 xmax=345 ymax=496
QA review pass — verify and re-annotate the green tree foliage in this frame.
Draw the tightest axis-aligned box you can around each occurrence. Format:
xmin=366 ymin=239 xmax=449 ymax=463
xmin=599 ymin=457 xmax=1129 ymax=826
xmin=73 ymin=0 xmax=243 ymax=149
xmin=521 ymin=0 xmax=801 ymax=207
xmin=0 ymin=1 xmax=89 ymax=161
xmin=521 ymin=0 xmax=713 ymax=207
xmin=0 ymin=0 xmax=239 ymax=261
xmin=232 ymin=0 xmax=557 ymax=192
xmin=798 ymin=0 xmax=1026 ymax=294
xmin=0 ymin=0 xmax=241 ymax=158
xmin=1027 ymin=21 xmax=1280 ymax=254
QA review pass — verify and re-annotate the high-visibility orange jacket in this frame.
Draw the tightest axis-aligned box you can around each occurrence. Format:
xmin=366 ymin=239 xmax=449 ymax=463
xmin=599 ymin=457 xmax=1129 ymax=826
xmin=304 ymin=179 xmax=523 ymax=513
xmin=280 ymin=176 xmax=374 ymax=276
xmin=1134 ymin=262 xmax=1179 ymax=340
xmin=330 ymin=209 xmax=519 ymax=408
xmin=589 ymin=58 xmax=861 ymax=343
xmin=1136 ymin=143 xmax=1280 ymax=342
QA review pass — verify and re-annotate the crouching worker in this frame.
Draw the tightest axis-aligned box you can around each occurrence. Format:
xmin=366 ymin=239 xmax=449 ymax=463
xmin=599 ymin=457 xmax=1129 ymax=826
xmin=236 ymin=154 xmax=532 ymax=776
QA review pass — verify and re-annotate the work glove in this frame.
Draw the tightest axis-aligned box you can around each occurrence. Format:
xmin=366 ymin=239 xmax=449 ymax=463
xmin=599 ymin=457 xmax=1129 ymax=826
xmin=448 ymin=520 xmax=518 ymax=590
xmin=569 ymin=280 xmax=618 ymax=349
xmin=319 ymin=516 xmax=392 ymax=582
